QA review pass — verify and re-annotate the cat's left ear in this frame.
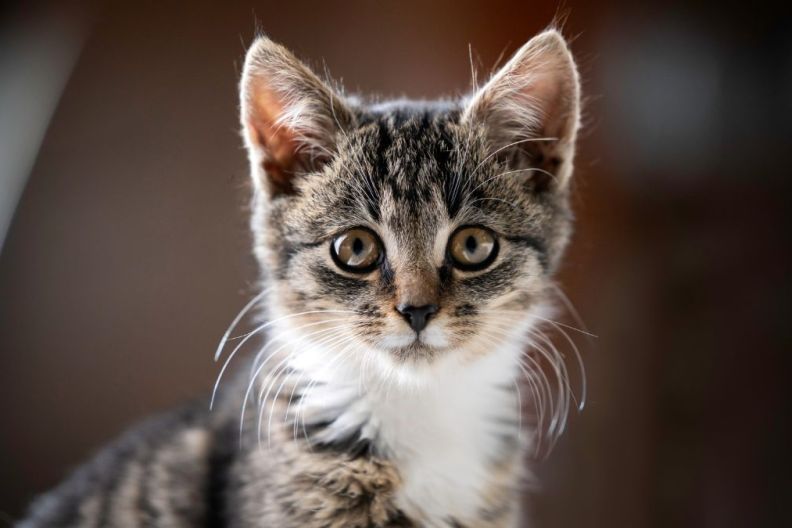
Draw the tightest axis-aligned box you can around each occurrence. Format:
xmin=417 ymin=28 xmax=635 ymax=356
xmin=463 ymin=29 xmax=581 ymax=191
xmin=240 ymin=36 xmax=354 ymax=196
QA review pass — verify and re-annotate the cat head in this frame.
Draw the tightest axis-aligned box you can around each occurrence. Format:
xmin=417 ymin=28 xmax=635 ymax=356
xmin=240 ymin=30 xmax=581 ymax=380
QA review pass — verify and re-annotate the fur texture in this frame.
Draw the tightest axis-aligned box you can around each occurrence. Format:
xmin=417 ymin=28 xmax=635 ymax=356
xmin=20 ymin=29 xmax=582 ymax=528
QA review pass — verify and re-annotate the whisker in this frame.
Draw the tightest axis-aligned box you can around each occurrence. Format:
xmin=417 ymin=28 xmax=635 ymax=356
xmin=262 ymin=328 xmax=357 ymax=447
xmin=256 ymin=324 xmax=353 ymax=409
xmin=239 ymin=323 xmax=352 ymax=444
xmin=294 ymin=335 xmax=360 ymax=447
xmin=257 ymin=352 xmax=299 ymax=449
xmin=469 ymin=136 xmax=558 ymax=179
xmin=474 ymin=328 xmax=556 ymax=457
xmin=288 ymin=332 xmax=360 ymax=445
xmin=482 ymin=308 xmax=596 ymax=338
xmin=210 ymin=316 xmax=353 ymax=410
xmin=513 ymin=379 xmax=523 ymax=442
xmin=515 ymin=359 xmax=546 ymax=455
xmin=544 ymin=320 xmax=587 ymax=411
xmin=213 ymin=288 xmax=269 ymax=361
xmin=476 ymin=325 xmax=547 ymax=456
xmin=549 ymin=282 xmax=594 ymax=338
xmin=248 ymin=316 xmax=354 ymax=379
xmin=527 ymin=328 xmax=572 ymax=439
xmin=531 ymin=314 xmax=598 ymax=339
xmin=482 ymin=305 xmax=589 ymax=412
xmin=478 ymin=317 xmax=563 ymax=444
xmin=281 ymin=331 xmax=361 ymax=436
xmin=467 ymin=166 xmax=556 ymax=197
xmin=230 ymin=309 xmax=357 ymax=342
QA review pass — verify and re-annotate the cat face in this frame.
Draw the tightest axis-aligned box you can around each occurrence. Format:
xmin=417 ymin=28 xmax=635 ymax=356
xmin=241 ymin=31 xmax=580 ymax=375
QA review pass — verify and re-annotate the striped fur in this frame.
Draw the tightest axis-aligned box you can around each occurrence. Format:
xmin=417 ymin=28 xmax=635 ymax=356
xmin=20 ymin=29 xmax=582 ymax=528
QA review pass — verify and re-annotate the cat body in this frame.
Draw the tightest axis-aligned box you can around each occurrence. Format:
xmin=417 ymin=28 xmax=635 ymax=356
xmin=20 ymin=28 xmax=582 ymax=528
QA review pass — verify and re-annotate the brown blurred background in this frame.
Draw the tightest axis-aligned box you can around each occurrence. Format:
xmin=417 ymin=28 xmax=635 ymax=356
xmin=1 ymin=1 xmax=790 ymax=526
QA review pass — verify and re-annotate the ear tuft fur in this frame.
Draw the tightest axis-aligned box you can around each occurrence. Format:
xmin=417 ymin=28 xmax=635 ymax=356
xmin=240 ymin=36 xmax=353 ymax=196
xmin=463 ymin=30 xmax=581 ymax=190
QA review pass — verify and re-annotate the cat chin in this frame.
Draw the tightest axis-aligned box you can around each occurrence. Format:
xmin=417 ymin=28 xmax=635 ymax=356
xmin=388 ymin=341 xmax=447 ymax=363
xmin=363 ymin=338 xmax=522 ymax=391
xmin=373 ymin=332 xmax=456 ymax=369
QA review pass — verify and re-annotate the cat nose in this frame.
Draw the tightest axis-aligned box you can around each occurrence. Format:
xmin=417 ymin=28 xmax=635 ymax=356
xmin=396 ymin=303 xmax=439 ymax=333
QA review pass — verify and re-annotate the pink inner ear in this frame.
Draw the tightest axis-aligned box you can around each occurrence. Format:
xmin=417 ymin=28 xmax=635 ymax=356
xmin=522 ymin=68 xmax=576 ymax=141
xmin=465 ymin=31 xmax=579 ymax=146
xmin=246 ymin=82 xmax=301 ymax=195
xmin=240 ymin=37 xmax=355 ymax=196
xmin=461 ymin=32 xmax=580 ymax=191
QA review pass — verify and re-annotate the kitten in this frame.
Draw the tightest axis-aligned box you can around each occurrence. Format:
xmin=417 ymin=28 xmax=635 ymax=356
xmin=20 ymin=28 xmax=582 ymax=528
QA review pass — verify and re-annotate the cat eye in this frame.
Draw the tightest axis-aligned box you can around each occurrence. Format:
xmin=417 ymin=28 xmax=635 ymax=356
xmin=330 ymin=228 xmax=382 ymax=273
xmin=448 ymin=226 xmax=499 ymax=271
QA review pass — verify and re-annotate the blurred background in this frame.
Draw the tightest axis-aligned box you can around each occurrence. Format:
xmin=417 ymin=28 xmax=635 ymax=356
xmin=1 ymin=1 xmax=790 ymax=526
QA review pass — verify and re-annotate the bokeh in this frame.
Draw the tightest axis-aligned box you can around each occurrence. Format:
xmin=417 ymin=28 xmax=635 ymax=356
xmin=1 ymin=1 xmax=789 ymax=526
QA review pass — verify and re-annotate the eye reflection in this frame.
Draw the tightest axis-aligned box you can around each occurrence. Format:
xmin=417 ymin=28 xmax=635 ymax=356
xmin=448 ymin=226 xmax=498 ymax=271
xmin=330 ymin=228 xmax=382 ymax=273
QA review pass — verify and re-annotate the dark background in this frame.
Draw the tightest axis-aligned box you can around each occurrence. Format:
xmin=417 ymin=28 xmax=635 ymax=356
xmin=1 ymin=1 xmax=790 ymax=526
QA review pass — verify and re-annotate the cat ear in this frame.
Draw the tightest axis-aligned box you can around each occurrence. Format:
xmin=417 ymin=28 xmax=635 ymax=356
xmin=240 ymin=36 xmax=354 ymax=196
xmin=463 ymin=30 xmax=581 ymax=191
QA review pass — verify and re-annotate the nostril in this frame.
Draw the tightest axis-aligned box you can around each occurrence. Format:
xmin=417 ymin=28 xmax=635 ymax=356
xmin=396 ymin=303 xmax=439 ymax=333
xmin=421 ymin=304 xmax=439 ymax=320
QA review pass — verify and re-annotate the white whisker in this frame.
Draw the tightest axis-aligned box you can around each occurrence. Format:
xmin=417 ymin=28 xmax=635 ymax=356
xmin=467 ymin=166 xmax=556 ymax=197
xmin=527 ymin=329 xmax=572 ymax=440
xmin=469 ymin=136 xmax=558 ymax=178
xmin=210 ymin=315 xmax=353 ymax=410
xmin=263 ymin=327 xmax=358 ymax=447
xmin=231 ymin=309 xmax=357 ymax=342
xmin=294 ymin=335 xmax=360 ymax=447
xmin=213 ymin=288 xmax=269 ymax=361
xmin=239 ymin=323 xmax=352 ymax=444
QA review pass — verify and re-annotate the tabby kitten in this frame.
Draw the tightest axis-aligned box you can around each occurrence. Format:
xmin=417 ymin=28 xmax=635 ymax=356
xmin=20 ymin=28 xmax=582 ymax=528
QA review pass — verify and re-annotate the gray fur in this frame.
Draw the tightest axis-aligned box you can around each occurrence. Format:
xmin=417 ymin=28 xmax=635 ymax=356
xmin=20 ymin=28 xmax=581 ymax=528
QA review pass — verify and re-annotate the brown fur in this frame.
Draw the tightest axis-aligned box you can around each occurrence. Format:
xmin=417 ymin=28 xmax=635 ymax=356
xmin=19 ymin=28 xmax=582 ymax=528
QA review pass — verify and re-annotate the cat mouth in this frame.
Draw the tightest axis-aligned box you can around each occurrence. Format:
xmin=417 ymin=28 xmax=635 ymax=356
xmin=382 ymin=331 xmax=453 ymax=360
xmin=389 ymin=341 xmax=444 ymax=361
xmin=374 ymin=327 xmax=450 ymax=359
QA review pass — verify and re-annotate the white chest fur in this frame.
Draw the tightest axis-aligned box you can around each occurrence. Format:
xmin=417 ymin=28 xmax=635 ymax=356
xmin=291 ymin=342 xmax=526 ymax=527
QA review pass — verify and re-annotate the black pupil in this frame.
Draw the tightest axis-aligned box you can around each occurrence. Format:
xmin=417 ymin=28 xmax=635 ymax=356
xmin=465 ymin=235 xmax=478 ymax=253
xmin=352 ymin=237 xmax=364 ymax=255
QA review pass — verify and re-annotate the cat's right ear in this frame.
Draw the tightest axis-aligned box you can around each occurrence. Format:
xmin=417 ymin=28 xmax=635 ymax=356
xmin=240 ymin=36 xmax=353 ymax=196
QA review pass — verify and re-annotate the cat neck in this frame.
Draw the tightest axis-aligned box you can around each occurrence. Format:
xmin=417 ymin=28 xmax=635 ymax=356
xmin=286 ymin=339 xmax=526 ymax=524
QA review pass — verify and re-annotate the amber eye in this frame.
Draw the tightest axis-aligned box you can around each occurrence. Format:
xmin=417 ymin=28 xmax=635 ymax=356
xmin=330 ymin=228 xmax=382 ymax=273
xmin=448 ymin=226 xmax=499 ymax=271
